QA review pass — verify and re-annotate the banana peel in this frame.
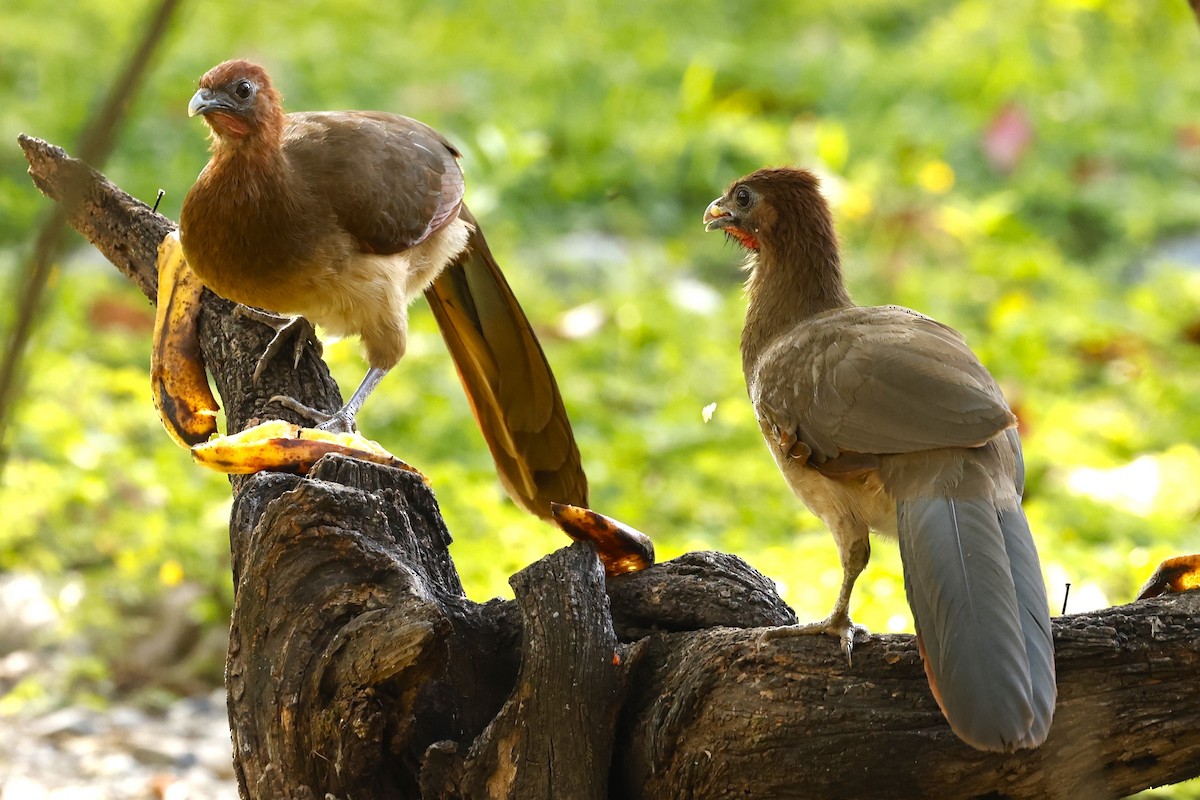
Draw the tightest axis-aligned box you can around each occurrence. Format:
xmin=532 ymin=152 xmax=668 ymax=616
xmin=1136 ymin=554 xmax=1200 ymax=600
xmin=192 ymin=419 xmax=427 ymax=478
xmin=152 ymin=231 xmax=220 ymax=447
xmin=153 ymin=232 xmax=423 ymax=479
xmin=551 ymin=503 xmax=655 ymax=577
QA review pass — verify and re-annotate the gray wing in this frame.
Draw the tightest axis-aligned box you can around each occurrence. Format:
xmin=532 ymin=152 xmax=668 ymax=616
xmin=752 ymin=306 xmax=1016 ymax=462
xmin=283 ymin=111 xmax=464 ymax=254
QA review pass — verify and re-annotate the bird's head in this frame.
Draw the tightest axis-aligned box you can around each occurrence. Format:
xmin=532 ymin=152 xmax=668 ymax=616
xmin=703 ymin=167 xmax=834 ymax=258
xmin=188 ymin=59 xmax=284 ymax=142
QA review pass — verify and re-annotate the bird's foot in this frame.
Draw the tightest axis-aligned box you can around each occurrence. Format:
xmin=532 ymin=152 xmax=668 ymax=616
xmin=266 ymin=395 xmax=357 ymax=434
xmin=233 ymin=307 xmax=322 ymax=383
xmin=764 ymin=613 xmax=870 ymax=666
xmin=314 ymin=408 xmax=357 ymax=434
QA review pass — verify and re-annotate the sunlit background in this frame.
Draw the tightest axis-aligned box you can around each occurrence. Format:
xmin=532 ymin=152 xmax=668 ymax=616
xmin=2 ymin=0 xmax=1199 ymax=795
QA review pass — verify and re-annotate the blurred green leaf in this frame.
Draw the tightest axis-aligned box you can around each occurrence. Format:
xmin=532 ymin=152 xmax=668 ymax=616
xmin=2 ymin=8 xmax=1200 ymax=795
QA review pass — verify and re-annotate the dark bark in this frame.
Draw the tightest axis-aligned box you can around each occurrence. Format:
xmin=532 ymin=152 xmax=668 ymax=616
xmin=456 ymin=542 xmax=622 ymax=800
xmin=616 ymin=598 xmax=1200 ymax=799
xmin=19 ymin=134 xmax=1200 ymax=799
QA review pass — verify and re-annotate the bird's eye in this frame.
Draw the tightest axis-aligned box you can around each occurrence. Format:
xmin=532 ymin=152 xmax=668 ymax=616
xmin=734 ymin=186 xmax=752 ymax=208
xmin=234 ymin=80 xmax=253 ymax=100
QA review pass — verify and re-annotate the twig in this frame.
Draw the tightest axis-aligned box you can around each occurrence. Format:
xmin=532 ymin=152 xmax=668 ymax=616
xmin=0 ymin=0 xmax=183 ymax=475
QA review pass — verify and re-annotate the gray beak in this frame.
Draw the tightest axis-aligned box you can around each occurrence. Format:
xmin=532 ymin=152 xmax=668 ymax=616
xmin=188 ymin=88 xmax=228 ymax=117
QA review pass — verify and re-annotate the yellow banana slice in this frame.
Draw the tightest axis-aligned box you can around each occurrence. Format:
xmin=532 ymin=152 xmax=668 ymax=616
xmin=551 ymin=503 xmax=655 ymax=577
xmin=152 ymin=231 xmax=219 ymax=447
xmin=1136 ymin=554 xmax=1200 ymax=600
xmin=191 ymin=419 xmax=426 ymax=478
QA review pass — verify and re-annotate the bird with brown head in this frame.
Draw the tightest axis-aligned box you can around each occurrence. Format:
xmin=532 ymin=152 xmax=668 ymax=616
xmin=179 ymin=59 xmax=587 ymax=520
xmin=705 ymin=167 xmax=1056 ymax=752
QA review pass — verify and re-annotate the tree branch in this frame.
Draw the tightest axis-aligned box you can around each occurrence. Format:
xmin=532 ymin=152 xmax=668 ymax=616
xmin=616 ymin=592 xmax=1200 ymax=799
xmin=456 ymin=542 xmax=623 ymax=800
xmin=19 ymin=135 xmax=1200 ymax=800
xmin=0 ymin=0 xmax=182 ymax=469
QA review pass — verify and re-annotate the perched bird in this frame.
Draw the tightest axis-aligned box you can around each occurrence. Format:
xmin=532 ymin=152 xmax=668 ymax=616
xmin=179 ymin=59 xmax=586 ymax=519
xmin=704 ymin=167 xmax=1056 ymax=751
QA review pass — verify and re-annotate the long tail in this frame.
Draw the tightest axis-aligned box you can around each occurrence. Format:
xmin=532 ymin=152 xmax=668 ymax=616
xmin=897 ymin=484 xmax=1055 ymax=750
xmin=425 ymin=205 xmax=588 ymax=520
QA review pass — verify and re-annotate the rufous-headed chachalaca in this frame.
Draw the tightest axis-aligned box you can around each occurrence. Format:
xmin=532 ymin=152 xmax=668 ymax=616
xmin=179 ymin=59 xmax=585 ymax=520
xmin=704 ymin=167 xmax=1056 ymax=751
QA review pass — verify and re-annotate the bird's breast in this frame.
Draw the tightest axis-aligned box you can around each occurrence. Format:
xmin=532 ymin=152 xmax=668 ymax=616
xmin=283 ymin=216 xmax=472 ymax=368
xmin=180 ymin=161 xmax=330 ymax=313
xmin=179 ymin=219 xmax=331 ymax=314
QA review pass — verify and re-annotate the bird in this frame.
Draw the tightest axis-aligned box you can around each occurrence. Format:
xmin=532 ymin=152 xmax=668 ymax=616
xmin=178 ymin=59 xmax=586 ymax=520
xmin=703 ymin=167 xmax=1056 ymax=751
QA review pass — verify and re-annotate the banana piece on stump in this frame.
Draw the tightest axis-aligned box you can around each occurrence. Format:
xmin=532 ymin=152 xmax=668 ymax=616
xmin=191 ymin=419 xmax=427 ymax=478
xmin=152 ymin=231 xmax=220 ymax=448
xmin=152 ymin=233 xmax=423 ymax=479
xmin=1137 ymin=554 xmax=1200 ymax=600
xmin=551 ymin=503 xmax=655 ymax=577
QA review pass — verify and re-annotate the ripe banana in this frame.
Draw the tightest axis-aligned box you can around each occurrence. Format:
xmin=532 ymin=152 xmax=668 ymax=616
xmin=191 ymin=419 xmax=427 ymax=478
xmin=154 ymin=232 xmax=423 ymax=478
xmin=551 ymin=503 xmax=655 ymax=577
xmin=1137 ymin=554 xmax=1200 ymax=599
xmin=152 ymin=231 xmax=219 ymax=447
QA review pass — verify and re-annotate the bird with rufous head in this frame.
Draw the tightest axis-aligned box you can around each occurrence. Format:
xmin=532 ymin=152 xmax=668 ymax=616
xmin=179 ymin=59 xmax=586 ymax=520
xmin=705 ymin=167 xmax=1056 ymax=752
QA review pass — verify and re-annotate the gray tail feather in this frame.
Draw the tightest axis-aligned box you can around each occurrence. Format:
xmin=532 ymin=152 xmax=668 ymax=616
xmin=999 ymin=427 xmax=1056 ymax=744
xmin=1007 ymin=427 xmax=1026 ymax=495
xmin=998 ymin=502 xmax=1056 ymax=746
xmin=898 ymin=495 xmax=1056 ymax=751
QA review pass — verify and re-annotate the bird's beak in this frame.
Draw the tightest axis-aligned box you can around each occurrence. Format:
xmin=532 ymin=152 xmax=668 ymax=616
xmin=703 ymin=198 xmax=734 ymax=231
xmin=188 ymin=88 xmax=230 ymax=118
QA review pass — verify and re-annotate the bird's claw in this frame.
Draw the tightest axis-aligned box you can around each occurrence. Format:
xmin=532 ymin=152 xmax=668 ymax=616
xmin=764 ymin=614 xmax=870 ymax=666
xmin=266 ymin=394 xmax=356 ymax=434
xmin=314 ymin=410 xmax=357 ymax=434
xmin=233 ymin=307 xmax=322 ymax=383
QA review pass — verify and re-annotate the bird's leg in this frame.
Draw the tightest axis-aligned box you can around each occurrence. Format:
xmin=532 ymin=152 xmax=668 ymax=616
xmin=232 ymin=306 xmax=322 ymax=383
xmin=767 ymin=529 xmax=871 ymax=665
xmin=270 ymin=366 xmax=391 ymax=434
xmin=266 ymin=367 xmax=382 ymax=432
xmin=320 ymin=366 xmax=389 ymax=432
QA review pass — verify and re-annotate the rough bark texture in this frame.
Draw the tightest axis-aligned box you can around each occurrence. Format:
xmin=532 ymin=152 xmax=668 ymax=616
xmin=20 ymin=134 xmax=1200 ymax=799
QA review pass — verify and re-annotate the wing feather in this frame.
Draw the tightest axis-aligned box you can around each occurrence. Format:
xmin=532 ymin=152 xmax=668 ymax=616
xmin=752 ymin=306 xmax=1015 ymax=461
xmin=283 ymin=111 xmax=465 ymax=254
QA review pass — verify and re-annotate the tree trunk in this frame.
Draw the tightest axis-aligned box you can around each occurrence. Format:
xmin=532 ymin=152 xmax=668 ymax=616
xmin=19 ymin=134 xmax=1200 ymax=799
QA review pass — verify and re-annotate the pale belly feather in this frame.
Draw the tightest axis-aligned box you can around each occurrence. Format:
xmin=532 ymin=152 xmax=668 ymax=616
xmin=293 ymin=217 xmax=472 ymax=368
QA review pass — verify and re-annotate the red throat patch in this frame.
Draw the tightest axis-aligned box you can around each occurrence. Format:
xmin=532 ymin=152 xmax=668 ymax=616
xmin=727 ymin=226 xmax=759 ymax=251
xmin=208 ymin=112 xmax=251 ymax=138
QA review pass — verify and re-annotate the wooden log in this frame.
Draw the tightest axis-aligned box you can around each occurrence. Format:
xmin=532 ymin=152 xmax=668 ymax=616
xmin=19 ymin=133 xmax=1200 ymax=799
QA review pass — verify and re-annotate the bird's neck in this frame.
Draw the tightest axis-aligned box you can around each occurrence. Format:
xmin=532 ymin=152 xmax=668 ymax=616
xmin=740 ymin=241 xmax=853 ymax=376
xmin=181 ymin=123 xmax=310 ymax=307
xmin=205 ymin=130 xmax=290 ymax=195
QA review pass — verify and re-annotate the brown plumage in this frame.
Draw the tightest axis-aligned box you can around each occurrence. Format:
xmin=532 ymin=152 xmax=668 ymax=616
xmin=179 ymin=59 xmax=586 ymax=519
xmin=704 ymin=167 xmax=1056 ymax=751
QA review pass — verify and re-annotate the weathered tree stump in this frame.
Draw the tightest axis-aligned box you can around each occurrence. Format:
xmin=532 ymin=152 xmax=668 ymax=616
xmin=20 ymin=134 xmax=1200 ymax=799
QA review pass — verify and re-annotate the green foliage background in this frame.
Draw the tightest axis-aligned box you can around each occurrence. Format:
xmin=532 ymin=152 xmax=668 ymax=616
xmin=2 ymin=0 xmax=1199 ymax=788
